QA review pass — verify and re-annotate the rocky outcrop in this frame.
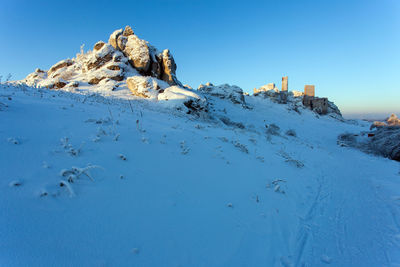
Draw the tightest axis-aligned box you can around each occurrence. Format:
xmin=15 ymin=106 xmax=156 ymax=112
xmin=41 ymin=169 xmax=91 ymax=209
xmin=198 ymin=83 xmax=246 ymax=106
xmin=370 ymin=114 xmax=400 ymax=130
xmin=48 ymin=59 xmax=74 ymax=78
xmin=108 ymin=25 xmax=181 ymax=86
xmin=387 ymin=113 xmax=400 ymax=126
xmin=369 ymin=126 xmax=400 ymax=161
xmin=123 ymin=35 xmax=151 ymax=73
xmin=159 ymin=49 xmax=180 ymax=86
xmin=339 ymin=114 xmax=400 ymax=162
xmin=108 ymin=29 xmax=123 ymax=49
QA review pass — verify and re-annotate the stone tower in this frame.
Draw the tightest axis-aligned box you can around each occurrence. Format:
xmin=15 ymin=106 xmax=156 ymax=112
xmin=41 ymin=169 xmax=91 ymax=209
xmin=282 ymin=76 xmax=288 ymax=91
xmin=304 ymin=85 xmax=315 ymax=97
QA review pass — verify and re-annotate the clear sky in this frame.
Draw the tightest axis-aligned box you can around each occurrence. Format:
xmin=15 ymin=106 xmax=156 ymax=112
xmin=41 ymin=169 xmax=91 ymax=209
xmin=0 ymin=0 xmax=399 ymax=118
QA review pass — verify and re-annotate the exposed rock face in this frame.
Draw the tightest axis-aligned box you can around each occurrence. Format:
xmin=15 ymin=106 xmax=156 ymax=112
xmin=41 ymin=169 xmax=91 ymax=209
xmin=370 ymin=114 xmax=400 ymax=130
xmin=48 ymin=59 xmax=74 ymax=77
xmin=108 ymin=29 xmax=123 ymax=49
xmin=108 ymin=26 xmax=181 ymax=86
xmin=198 ymin=83 xmax=246 ymax=106
xmin=159 ymin=49 xmax=180 ymax=86
xmin=123 ymin=35 xmax=151 ymax=73
xmin=123 ymin=25 xmax=134 ymax=36
xmin=370 ymin=126 xmax=400 ymax=161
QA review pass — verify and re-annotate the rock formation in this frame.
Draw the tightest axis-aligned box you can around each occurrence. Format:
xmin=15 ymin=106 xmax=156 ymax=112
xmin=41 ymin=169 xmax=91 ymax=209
xmin=198 ymin=83 xmax=246 ymax=106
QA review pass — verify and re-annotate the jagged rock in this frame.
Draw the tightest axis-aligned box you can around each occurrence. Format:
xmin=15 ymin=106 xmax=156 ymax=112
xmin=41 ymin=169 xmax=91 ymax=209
xmin=84 ymin=44 xmax=114 ymax=71
xmin=127 ymin=76 xmax=167 ymax=99
xmin=124 ymin=35 xmax=151 ymax=73
xmin=387 ymin=114 xmax=400 ymax=126
xmin=370 ymin=114 xmax=400 ymax=130
xmin=48 ymin=59 xmax=73 ymax=76
xmin=198 ymin=83 xmax=246 ymax=106
xmin=123 ymin=25 xmax=134 ymax=36
xmin=148 ymin=45 xmax=161 ymax=79
xmin=109 ymin=29 xmax=123 ymax=49
xmin=94 ymin=41 xmax=106 ymax=51
xmin=106 ymin=25 xmax=181 ymax=84
xmin=116 ymin=35 xmax=128 ymax=51
xmin=159 ymin=49 xmax=180 ymax=85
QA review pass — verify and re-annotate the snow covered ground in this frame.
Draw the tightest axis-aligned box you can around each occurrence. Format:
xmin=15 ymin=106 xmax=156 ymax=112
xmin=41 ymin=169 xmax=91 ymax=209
xmin=1 ymin=84 xmax=400 ymax=266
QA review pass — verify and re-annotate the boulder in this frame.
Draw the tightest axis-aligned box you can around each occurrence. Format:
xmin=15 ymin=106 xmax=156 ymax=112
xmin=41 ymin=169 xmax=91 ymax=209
xmin=94 ymin=41 xmax=106 ymax=51
xmin=48 ymin=59 xmax=73 ymax=76
xmin=159 ymin=49 xmax=180 ymax=85
xmin=85 ymin=44 xmax=114 ymax=71
xmin=124 ymin=35 xmax=151 ymax=73
xmin=123 ymin=25 xmax=134 ymax=36
xmin=117 ymin=35 xmax=128 ymax=51
xmin=198 ymin=83 xmax=246 ymax=106
xmin=127 ymin=76 xmax=167 ymax=99
xmin=158 ymin=86 xmax=208 ymax=114
xmin=109 ymin=29 xmax=123 ymax=49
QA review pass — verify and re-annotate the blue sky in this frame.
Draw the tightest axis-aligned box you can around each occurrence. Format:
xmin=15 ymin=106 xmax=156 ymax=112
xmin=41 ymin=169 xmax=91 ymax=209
xmin=0 ymin=0 xmax=399 ymax=118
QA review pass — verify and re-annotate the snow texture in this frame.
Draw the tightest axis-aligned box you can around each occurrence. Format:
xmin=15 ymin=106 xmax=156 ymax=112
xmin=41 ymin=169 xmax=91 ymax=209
xmin=1 ymin=83 xmax=400 ymax=266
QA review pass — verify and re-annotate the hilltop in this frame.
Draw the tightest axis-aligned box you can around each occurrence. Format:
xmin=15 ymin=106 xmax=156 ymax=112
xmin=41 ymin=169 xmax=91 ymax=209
xmin=1 ymin=26 xmax=400 ymax=266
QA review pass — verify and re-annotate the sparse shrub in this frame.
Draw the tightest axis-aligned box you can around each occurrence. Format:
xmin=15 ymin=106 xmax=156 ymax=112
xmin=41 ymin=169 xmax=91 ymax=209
xmin=285 ymin=129 xmax=297 ymax=137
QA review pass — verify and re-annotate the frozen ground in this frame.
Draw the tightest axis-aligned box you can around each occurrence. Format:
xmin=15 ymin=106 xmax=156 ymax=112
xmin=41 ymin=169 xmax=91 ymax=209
xmin=1 ymin=84 xmax=400 ymax=266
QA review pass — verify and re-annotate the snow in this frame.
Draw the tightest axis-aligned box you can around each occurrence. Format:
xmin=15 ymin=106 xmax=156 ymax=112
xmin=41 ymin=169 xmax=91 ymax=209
xmin=1 ymin=84 xmax=400 ymax=266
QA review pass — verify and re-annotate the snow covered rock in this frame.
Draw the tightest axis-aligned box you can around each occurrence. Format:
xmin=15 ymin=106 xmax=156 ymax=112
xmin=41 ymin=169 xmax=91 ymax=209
xmin=123 ymin=34 xmax=151 ymax=73
xmin=198 ymin=83 xmax=246 ymax=106
xmin=158 ymin=86 xmax=208 ymax=114
xmin=22 ymin=68 xmax=47 ymax=87
xmin=48 ymin=59 xmax=74 ymax=78
xmin=126 ymin=76 xmax=168 ymax=99
xmin=387 ymin=113 xmax=400 ymax=126
xmin=253 ymin=84 xmax=279 ymax=96
xmin=369 ymin=126 xmax=400 ymax=161
xmin=159 ymin=49 xmax=180 ymax=86
xmin=108 ymin=25 xmax=181 ymax=86
xmin=370 ymin=114 xmax=400 ymax=129
xmin=22 ymin=25 xmax=182 ymax=94
xmin=108 ymin=29 xmax=123 ymax=49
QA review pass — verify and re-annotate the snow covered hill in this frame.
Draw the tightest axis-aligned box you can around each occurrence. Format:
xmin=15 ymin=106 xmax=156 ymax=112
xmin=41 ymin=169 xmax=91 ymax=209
xmin=1 ymin=82 xmax=400 ymax=267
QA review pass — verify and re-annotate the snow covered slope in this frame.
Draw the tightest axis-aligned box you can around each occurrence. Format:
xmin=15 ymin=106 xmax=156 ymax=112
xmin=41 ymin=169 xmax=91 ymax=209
xmin=1 ymin=83 xmax=400 ymax=266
